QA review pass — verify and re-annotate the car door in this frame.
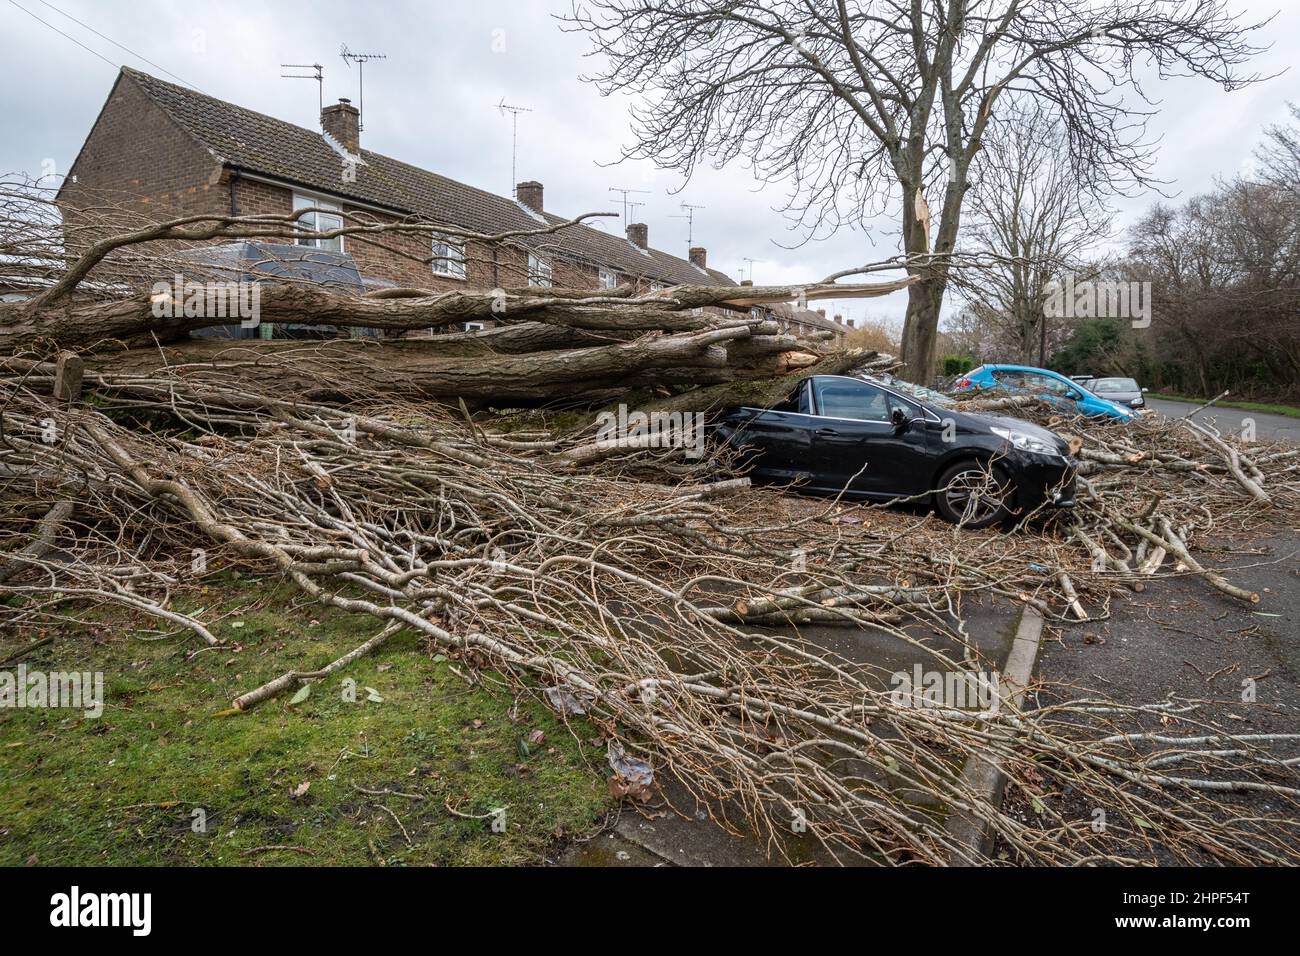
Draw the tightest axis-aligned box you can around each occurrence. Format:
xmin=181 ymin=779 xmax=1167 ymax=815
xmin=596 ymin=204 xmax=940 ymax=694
xmin=1019 ymin=371 xmax=1082 ymax=415
xmin=808 ymin=378 xmax=935 ymax=497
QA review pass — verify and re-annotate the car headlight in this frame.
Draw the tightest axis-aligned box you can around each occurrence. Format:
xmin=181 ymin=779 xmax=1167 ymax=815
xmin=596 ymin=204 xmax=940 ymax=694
xmin=990 ymin=426 xmax=1058 ymax=456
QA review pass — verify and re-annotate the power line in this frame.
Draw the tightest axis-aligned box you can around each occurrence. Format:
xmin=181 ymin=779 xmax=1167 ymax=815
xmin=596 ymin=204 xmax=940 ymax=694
xmin=32 ymin=0 xmax=207 ymax=93
xmin=7 ymin=0 xmax=118 ymax=71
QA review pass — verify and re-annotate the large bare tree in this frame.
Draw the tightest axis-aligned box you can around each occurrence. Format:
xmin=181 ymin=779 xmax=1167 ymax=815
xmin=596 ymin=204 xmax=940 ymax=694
xmin=566 ymin=0 xmax=1271 ymax=382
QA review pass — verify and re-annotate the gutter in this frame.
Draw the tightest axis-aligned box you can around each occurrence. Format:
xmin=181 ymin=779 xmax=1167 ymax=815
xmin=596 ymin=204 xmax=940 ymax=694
xmin=231 ymin=168 xmax=410 ymax=218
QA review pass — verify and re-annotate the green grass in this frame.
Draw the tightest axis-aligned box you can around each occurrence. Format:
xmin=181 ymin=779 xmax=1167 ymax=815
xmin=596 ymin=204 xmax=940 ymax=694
xmin=0 ymin=576 xmax=610 ymax=866
xmin=1147 ymin=393 xmax=1300 ymax=419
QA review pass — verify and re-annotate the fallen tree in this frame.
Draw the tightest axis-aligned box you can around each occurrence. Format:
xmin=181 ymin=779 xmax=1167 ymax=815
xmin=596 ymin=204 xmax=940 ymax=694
xmin=3 ymin=181 xmax=1299 ymax=865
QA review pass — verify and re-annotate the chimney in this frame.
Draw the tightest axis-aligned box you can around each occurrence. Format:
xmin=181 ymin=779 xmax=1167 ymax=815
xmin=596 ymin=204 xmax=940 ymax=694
xmin=516 ymin=181 xmax=543 ymax=213
xmin=627 ymin=222 xmax=648 ymax=249
xmin=740 ymin=279 xmax=753 ymax=286
xmin=834 ymin=313 xmax=843 ymax=324
xmin=816 ymin=308 xmax=826 ymax=318
xmin=688 ymin=246 xmax=707 ymax=269
xmin=322 ymin=98 xmax=360 ymax=154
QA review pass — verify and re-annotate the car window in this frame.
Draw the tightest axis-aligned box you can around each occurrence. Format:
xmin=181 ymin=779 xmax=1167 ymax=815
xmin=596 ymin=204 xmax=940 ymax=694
xmin=771 ymin=381 xmax=805 ymax=413
xmin=1023 ymin=372 xmax=1075 ymax=397
xmin=991 ymin=369 xmax=1026 ymax=388
xmin=1092 ymin=378 xmax=1137 ymax=392
xmin=813 ymin=378 xmax=891 ymax=422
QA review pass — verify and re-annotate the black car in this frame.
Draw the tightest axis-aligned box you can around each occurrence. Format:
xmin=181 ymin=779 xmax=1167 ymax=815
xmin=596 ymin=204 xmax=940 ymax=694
xmin=714 ymin=374 xmax=1077 ymax=529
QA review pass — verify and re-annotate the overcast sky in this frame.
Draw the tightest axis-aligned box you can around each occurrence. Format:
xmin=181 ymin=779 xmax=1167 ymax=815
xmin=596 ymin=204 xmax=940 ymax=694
xmin=2 ymin=0 xmax=1297 ymax=328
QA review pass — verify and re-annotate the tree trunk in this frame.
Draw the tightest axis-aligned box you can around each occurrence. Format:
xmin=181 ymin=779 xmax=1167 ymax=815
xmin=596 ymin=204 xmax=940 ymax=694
xmin=900 ymin=277 xmax=943 ymax=384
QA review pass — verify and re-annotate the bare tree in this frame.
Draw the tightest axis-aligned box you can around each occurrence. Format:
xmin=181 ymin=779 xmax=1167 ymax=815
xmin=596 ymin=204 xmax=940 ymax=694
xmin=1256 ymin=101 xmax=1300 ymax=197
xmin=958 ymin=105 xmax=1112 ymax=364
xmin=1124 ymin=168 xmax=1298 ymax=399
xmin=566 ymin=0 xmax=1272 ymax=382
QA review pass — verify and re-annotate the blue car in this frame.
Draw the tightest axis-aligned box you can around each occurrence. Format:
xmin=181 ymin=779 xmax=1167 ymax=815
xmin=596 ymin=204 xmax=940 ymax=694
xmin=951 ymin=365 xmax=1136 ymax=421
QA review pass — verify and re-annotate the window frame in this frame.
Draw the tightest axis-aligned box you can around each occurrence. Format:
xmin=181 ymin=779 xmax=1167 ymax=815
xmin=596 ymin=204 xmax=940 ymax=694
xmin=598 ymin=268 xmax=617 ymax=290
xmin=811 ymin=377 xmax=896 ymax=424
xmin=527 ymin=253 xmax=553 ymax=287
xmin=292 ymin=192 xmax=344 ymax=252
xmin=430 ymin=231 xmax=468 ymax=280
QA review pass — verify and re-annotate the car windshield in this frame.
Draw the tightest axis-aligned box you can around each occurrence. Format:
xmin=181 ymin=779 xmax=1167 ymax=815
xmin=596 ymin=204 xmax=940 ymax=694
xmin=1091 ymin=378 xmax=1138 ymax=392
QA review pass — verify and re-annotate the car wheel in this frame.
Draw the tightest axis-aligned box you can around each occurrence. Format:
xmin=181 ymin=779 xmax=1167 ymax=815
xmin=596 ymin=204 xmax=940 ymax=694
xmin=934 ymin=461 xmax=1013 ymax=529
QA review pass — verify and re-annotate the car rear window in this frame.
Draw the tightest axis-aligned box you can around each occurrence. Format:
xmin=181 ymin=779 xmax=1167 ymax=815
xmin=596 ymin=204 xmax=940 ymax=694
xmin=1093 ymin=378 xmax=1138 ymax=391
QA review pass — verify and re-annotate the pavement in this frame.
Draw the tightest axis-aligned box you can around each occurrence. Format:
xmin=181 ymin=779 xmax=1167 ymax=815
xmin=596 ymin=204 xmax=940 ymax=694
xmin=557 ymin=595 xmax=1024 ymax=867
xmin=1143 ymin=396 xmax=1300 ymax=443
xmin=998 ymin=528 xmax=1300 ymax=863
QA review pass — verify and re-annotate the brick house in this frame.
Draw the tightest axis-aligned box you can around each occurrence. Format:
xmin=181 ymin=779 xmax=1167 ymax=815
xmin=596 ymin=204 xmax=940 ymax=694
xmin=56 ymin=67 xmax=739 ymax=336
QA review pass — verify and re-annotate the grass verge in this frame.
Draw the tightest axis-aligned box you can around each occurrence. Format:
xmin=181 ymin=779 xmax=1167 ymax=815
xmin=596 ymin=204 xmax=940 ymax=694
xmin=1147 ymin=393 xmax=1300 ymax=418
xmin=0 ymin=574 xmax=610 ymax=866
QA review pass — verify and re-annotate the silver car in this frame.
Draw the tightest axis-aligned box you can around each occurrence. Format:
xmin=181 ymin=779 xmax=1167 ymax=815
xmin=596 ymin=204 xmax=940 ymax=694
xmin=1084 ymin=376 xmax=1147 ymax=408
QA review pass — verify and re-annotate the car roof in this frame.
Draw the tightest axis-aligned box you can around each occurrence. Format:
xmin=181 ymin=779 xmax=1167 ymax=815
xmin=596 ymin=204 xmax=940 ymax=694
xmin=984 ymin=364 xmax=1068 ymax=375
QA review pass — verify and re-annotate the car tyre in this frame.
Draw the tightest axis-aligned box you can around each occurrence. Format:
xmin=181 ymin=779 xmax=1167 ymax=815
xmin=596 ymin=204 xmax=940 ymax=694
xmin=934 ymin=460 xmax=1014 ymax=529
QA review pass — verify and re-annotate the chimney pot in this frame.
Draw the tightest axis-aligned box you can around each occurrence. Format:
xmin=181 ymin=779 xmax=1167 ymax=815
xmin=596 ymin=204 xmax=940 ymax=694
xmin=626 ymin=222 xmax=648 ymax=249
xmin=688 ymin=246 xmax=707 ymax=268
xmin=321 ymin=98 xmax=360 ymax=155
xmin=516 ymin=180 xmax=544 ymax=213
xmin=834 ymin=314 xmax=843 ymax=324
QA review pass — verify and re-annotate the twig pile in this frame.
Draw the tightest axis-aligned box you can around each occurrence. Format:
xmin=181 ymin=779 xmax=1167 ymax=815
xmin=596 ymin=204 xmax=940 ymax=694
xmin=2 ymin=366 xmax=1297 ymax=865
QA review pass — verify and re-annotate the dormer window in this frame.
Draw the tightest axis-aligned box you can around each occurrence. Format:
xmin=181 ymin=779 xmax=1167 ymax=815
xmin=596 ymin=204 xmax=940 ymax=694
xmin=293 ymin=193 xmax=343 ymax=251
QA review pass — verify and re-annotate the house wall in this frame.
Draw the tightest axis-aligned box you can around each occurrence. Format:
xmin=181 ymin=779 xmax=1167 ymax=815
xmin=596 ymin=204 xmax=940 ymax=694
xmin=60 ymin=76 xmax=225 ymax=250
xmin=226 ymin=175 xmax=618 ymax=298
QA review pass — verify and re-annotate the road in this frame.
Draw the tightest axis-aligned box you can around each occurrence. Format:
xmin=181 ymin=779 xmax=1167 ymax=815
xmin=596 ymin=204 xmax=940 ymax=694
xmin=1143 ymin=397 xmax=1300 ymax=443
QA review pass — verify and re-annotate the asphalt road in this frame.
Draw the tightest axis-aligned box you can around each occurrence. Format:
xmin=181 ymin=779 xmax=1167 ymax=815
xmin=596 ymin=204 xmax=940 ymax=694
xmin=1143 ymin=397 xmax=1300 ymax=443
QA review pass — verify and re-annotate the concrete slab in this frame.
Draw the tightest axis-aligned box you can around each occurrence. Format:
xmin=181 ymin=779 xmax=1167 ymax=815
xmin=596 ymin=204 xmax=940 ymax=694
xmin=561 ymin=592 xmax=1026 ymax=867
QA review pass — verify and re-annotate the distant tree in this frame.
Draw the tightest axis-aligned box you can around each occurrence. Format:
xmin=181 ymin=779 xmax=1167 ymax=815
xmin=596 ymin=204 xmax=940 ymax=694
xmin=1050 ymin=317 xmax=1130 ymax=377
xmin=1256 ymin=101 xmax=1300 ymax=197
xmin=567 ymin=0 xmax=1271 ymax=383
xmin=842 ymin=318 xmax=900 ymax=354
xmin=958 ymin=105 xmax=1112 ymax=365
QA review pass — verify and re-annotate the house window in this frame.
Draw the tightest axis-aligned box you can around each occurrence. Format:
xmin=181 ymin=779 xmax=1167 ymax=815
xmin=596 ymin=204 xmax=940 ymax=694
xmin=431 ymin=232 xmax=467 ymax=279
xmin=649 ymin=281 xmax=665 ymax=293
xmin=292 ymin=193 xmax=343 ymax=251
xmin=528 ymin=253 xmax=553 ymax=287
xmin=464 ymin=322 xmax=485 ymax=332
xmin=598 ymin=269 xmax=617 ymax=290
